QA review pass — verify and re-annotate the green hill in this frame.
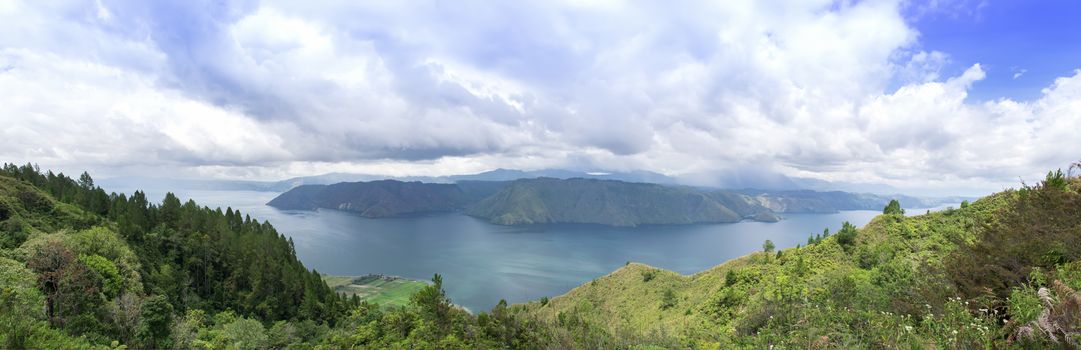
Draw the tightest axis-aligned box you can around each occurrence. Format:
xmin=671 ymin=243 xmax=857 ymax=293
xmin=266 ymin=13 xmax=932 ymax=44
xmin=512 ymin=170 xmax=1081 ymax=348
xmin=467 ymin=177 xmax=780 ymax=226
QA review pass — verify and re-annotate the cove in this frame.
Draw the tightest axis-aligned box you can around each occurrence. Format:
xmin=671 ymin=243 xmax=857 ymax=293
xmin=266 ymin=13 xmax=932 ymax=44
xmin=129 ymin=189 xmax=883 ymax=313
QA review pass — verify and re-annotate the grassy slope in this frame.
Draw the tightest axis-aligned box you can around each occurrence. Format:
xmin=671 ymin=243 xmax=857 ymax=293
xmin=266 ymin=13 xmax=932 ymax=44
xmin=524 ymin=258 xmax=753 ymax=338
xmin=515 ymin=188 xmax=1019 ymax=346
xmin=323 ymin=275 xmax=429 ymax=308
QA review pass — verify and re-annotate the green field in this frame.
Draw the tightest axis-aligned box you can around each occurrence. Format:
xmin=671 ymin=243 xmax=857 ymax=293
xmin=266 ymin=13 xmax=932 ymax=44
xmin=322 ymin=274 xmax=430 ymax=308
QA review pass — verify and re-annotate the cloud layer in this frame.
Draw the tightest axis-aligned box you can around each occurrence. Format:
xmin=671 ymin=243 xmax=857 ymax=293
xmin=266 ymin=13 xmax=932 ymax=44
xmin=0 ymin=0 xmax=1077 ymax=195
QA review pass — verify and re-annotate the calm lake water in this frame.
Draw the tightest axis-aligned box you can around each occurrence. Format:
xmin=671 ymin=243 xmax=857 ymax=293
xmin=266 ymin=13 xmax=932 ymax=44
xmin=123 ymin=189 xmax=886 ymax=313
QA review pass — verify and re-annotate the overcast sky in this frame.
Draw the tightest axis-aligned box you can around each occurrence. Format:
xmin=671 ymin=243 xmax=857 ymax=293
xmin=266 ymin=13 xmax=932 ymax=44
xmin=1 ymin=0 xmax=1079 ymax=195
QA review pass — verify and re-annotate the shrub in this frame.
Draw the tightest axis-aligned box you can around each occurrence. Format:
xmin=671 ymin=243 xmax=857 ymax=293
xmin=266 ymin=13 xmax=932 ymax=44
xmin=1045 ymin=169 xmax=1068 ymax=191
xmin=660 ymin=289 xmax=677 ymax=310
xmin=883 ymin=199 xmax=905 ymax=215
xmin=835 ymin=221 xmax=858 ymax=252
xmin=641 ymin=269 xmax=657 ymax=282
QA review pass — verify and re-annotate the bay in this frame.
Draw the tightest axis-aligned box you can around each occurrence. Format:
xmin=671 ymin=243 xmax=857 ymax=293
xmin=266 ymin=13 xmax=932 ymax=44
xmin=124 ymin=189 xmax=886 ymax=313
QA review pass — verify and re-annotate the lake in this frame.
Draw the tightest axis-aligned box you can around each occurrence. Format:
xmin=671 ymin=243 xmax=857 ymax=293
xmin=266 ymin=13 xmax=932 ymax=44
xmin=124 ymin=189 xmax=885 ymax=313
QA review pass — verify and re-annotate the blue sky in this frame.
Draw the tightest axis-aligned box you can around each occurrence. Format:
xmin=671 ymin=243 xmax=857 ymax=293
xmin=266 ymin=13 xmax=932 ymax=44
xmin=0 ymin=0 xmax=1079 ymax=196
xmin=909 ymin=0 xmax=1081 ymax=101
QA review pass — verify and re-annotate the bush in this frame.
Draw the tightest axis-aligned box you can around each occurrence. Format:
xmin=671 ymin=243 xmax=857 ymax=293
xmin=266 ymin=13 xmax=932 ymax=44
xmin=660 ymin=289 xmax=677 ymax=310
xmin=641 ymin=269 xmax=657 ymax=282
xmin=835 ymin=221 xmax=858 ymax=252
xmin=16 ymin=190 xmax=51 ymax=213
xmin=883 ymin=199 xmax=905 ymax=215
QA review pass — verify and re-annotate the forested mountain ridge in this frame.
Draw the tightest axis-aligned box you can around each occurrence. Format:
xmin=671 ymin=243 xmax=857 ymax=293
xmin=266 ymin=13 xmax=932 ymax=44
xmin=269 ymin=177 xmax=783 ymax=226
xmin=266 ymin=177 xmax=948 ymax=227
xmin=466 ymin=177 xmax=780 ymax=226
xmin=266 ymin=180 xmax=470 ymax=217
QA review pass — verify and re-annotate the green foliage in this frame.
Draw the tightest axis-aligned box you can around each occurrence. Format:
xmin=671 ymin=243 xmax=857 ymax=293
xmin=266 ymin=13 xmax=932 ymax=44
xmin=218 ymin=317 xmax=268 ymax=350
xmin=660 ymin=289 xmax=677 ymax=310
xmin=641 ymin=269 xmax=657 ymax=282
xmin=138 ymin=295 xmax=173 ymax=349
xmin=762 ymin=239 xmax=775 ymax=253
xmin=834 ymin=221 xmax=858 ymax=251
xmin=883 ymin=199 xmax=905 ymax=215
xmin=1045 ymin=169 xmax=1068 ymax=191
xmin=79 ymin=254 xmax=121 ymax=298
xmin=1008 ymin=285 xmax=1042 ymax=325
xmin=0 ymin=164 xmax=351 ymax=348
xmin=946 ymin=176 xmax=1081 ymax=304
xmin=514 ymin=172 xmax=1081 ymax=348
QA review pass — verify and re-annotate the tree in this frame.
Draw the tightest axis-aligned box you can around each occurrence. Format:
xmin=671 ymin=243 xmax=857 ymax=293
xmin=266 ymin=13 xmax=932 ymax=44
xmin=138 ymin=295 xmax=173 ymax=349
xmin=219 ymin=317 xmax=269 ymax=350
xmin=835 ymin=221 xmax=858 ymax=252
xmin=27 ymin=240 xmax=97 ymax=327
xmin=883 ymin=199 xmax=904 ymax=215
xmin=762 ymin=240 xmax=775 ymax=253
xmin=411 ymin=274 xmax=454 ymax=335
xmin=77 ymin=172 xmax=93 ymax=189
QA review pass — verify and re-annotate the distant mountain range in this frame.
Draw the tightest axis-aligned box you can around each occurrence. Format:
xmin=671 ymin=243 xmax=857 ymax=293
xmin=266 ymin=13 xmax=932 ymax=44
xmin=265 ymin=177 xmax=962 ymax=227
xmin=98 ymin=168 xmax=679 ymax=193
xmin=268 ymin=178 xmax=783 ymax=226
xmin=96 ymin=167 xmax=950 ymax=197
xmin=101 ymin=168 xmax=972 ymax=219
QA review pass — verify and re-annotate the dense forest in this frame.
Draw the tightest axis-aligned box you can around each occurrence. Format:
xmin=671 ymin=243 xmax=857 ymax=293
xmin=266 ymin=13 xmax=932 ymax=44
xmin=0 ymin=163 xmax=352 ymax=348
xmin=2 ymin=162 xmax=1081 ymax=348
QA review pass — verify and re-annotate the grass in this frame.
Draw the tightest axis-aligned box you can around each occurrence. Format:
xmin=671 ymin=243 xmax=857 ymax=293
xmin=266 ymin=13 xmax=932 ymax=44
xmin=518 ymin=255 xmax=756 ymax=341
xmin=322 ymin=274 xmax=430 ymax=309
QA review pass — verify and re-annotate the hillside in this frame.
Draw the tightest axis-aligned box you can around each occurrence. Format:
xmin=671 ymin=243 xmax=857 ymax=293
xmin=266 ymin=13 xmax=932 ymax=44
xmin=0 ymin=164 xmax=352 ymax=349
xmin=466 ymin=177 xmax=780 ymax=227
xmin=267 ymin=180 xmax=470 ymax=217
xmin=513 ymin=171 xmax=1081 ymax=348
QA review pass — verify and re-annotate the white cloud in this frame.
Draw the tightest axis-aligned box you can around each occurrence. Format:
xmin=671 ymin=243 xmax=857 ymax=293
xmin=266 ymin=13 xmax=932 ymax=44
xmin=0 ymin=49 xmax=292 ymax=169
xmin=0 ymin=0 xmax=1077 ymax=196
xmin=1013 ymin=68 xmax=1027 ymax=79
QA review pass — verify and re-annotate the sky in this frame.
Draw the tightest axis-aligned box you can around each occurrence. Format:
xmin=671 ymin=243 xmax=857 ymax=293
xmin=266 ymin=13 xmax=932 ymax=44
xmin=1 ymin=0 xmax=1079 ymax=196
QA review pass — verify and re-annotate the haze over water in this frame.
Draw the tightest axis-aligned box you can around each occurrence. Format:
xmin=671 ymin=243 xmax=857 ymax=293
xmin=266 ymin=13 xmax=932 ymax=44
xmin=127 ymin=188 xmax=884 ymax=312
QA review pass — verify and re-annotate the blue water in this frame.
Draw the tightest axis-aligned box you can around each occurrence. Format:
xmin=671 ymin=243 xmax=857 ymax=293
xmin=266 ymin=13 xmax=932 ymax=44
xmin=125 ymin=189 xmax=883 ymax=313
